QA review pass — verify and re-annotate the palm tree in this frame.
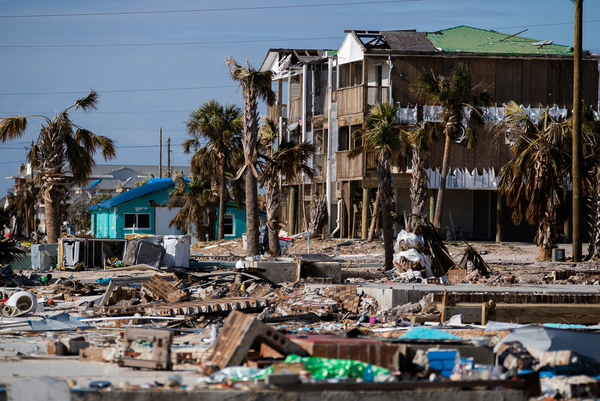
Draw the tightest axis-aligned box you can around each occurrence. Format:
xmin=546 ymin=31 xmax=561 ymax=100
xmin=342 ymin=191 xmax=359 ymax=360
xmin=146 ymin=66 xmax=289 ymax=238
xmin=577 ymin=102 xmax=600 ymax=258
xmin=184 ymin=100 xmax=242 ymax=240
xmin=258 ymin=118 xmax=315 ymax=255
xmin=226 ymin=56 xmax=276 ymax=256
xmin=0 ymin=90 xmax=116 ymax=243
xmin=351 ymin=103 xmax=411 ymax=270
xmin=497 ymin=101 xmax=570 ymax=261
xmin=167 ymin=175 xmax=214 ymax=240
xmin=8 ymin=180 xmax=40 ymax=239
xmin=412 ymin=63 xmax=492 ymax=228
xmin=404 ymin=125 xmax=433 ymax=220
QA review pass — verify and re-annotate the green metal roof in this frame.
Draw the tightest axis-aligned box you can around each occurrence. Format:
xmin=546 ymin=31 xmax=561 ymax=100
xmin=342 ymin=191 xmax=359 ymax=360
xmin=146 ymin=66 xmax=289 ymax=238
xmin=426 ymin=26 xmax=574 ymax=56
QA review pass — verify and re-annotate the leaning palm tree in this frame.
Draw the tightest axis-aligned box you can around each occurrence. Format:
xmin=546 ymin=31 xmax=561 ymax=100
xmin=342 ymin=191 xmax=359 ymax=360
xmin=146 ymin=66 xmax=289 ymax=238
xmin=497 ymin=101 xmax=570 ymax=261
xmin=226 ymin=56 xmax=276 ymax=256
xmin=350 ymin=103 xmax=411 ymax=270
xmin=412 ymin=63 xmax=492 ymax=228
xmin=0 ymin=90 xmax=116 ymax=243
xmin=258 ymin=118 xmax=315 ymax=255
xmin=167 ymin=175 xmax=214 ymax=240
xmin=184 ymin=100 xmax=242 ymax=240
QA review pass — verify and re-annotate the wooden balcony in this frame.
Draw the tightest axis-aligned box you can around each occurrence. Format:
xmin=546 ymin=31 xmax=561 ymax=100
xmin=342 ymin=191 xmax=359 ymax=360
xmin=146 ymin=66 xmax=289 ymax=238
xmin=288 ymin=98 xmax=302 ymax=125
xmin=266 ymin=103 xmax=284 ymax=122
xmin=336 ymin=150 xmax=377 ymax=181
xmin=337 ymin=86 xmax=364 ymax=117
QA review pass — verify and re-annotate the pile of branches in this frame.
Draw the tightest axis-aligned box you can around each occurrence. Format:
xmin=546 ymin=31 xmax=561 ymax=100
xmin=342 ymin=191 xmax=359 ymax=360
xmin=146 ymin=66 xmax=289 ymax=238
xmin=405 ymin=214 xmax=457 ymax=277
xmin=458 ymin=242 xmax=491 ymax=277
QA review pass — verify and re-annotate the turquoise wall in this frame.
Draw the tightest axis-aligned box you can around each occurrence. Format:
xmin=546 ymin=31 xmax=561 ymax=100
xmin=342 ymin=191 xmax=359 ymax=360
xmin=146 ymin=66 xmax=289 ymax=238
xmin=91 ymin=186 xmax=173 ymax=239
xmin=215 ymin=205 xmax=246 ymax=238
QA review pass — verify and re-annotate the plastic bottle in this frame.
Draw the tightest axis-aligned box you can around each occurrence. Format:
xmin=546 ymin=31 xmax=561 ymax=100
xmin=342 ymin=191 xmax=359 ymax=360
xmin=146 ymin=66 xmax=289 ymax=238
xmin=363 ymin=364 xmax=374 ymax=382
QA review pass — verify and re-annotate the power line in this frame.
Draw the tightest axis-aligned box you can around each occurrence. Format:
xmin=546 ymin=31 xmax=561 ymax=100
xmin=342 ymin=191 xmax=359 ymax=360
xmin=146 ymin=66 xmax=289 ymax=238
xmin=0 ymin=36 xmax=342 ymax=49
xmin=0 ymin=1 xmax=422 ymax=19
xmin=491 ymin=19 xmax=600 ymax=30
xmin=0 ymin=85 xmax=236 ymax=96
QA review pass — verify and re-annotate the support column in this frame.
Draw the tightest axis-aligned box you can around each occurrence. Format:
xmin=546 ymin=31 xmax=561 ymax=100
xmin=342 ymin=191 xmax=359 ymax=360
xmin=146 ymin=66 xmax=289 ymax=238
xmin=361 ymin=186 xmax=371 ymax=239
xmin=346 ymin=182 xmax=352 ymax=238
xmin=496 ymin=193 xmax=503 ymax=243
xmin=428 ymin=189 xmax=436 ymax=224
xmin=289 ymin=186 xmax=297 ymax=236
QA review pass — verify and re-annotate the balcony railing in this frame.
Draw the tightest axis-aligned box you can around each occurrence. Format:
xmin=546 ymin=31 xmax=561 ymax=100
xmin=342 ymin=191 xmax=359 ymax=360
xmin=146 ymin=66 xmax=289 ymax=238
xmin=337 ymin=86 xmax=364 ymax=117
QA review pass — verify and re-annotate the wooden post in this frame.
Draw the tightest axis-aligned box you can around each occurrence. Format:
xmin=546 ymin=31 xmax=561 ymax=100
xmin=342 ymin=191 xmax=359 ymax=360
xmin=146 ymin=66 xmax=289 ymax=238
xmin=572 ymin=0 xmax=583 ymax=262
xmin=346 ymin=182 xmax=352 ymax=238
xmin=289 ymin=186 xmax=297 ymax=236
xmin=159 ymin=127 xmax=162 ymax=179
xmin=428 ymin=189 xmax=436 ymax=224
xmin=167 ymin=138 xmax=171 ymax=178
xmin=361 ymin=187 xmax=370 ymax=239
xmin=481 ymin=300 xmax=496 ymax=325
xmin=496 ymin=192 xmax=503 ymax=243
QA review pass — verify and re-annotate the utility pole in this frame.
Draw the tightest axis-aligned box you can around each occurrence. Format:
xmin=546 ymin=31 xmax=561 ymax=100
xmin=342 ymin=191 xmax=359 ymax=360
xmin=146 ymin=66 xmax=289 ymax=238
xmin=572 ymin=0 xmax=583 ymax=262
xmin=167 ymin=138 xmax=171 ymax=178
xmin=159 ymin=127 xmax=162 ymax=179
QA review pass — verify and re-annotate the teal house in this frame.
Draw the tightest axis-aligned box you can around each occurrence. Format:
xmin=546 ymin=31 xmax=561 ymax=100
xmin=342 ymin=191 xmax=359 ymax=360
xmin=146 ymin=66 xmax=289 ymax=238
xmin=88 ymin=177 xmax=255 ymax=239
xmin=88 ymin=178 xmax=185 ymax=239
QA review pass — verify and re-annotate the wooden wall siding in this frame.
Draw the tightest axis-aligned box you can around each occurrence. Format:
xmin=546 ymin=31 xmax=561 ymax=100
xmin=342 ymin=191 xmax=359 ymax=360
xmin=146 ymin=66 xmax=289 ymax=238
xmin=583 ymin=60 xmax=600 ymax=106
xmin=470 ymin=58 xmax=496 ymax=100
xmin=336 ymin=150 xmax=364 ymax=180
xmin=288 ymin=98 xmax=302 ymax=125
xmin=549 ymin=60 xmax=573 ymax=108
xmin=338 ymin=86 xmax=364 ymax=117
xmin=424 ymin=124 xmax=511 ymax=171
xmin=521 ymin=59 xmax=548 ymax=106
xmin=390 ymin=57 xmax=419 ymax=106
xmin=495 ymin=59 xmax=522 ymax=104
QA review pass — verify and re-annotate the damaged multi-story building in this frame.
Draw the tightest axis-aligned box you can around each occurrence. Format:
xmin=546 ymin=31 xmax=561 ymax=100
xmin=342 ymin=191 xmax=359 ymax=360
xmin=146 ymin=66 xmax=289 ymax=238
xmin=259 ymin=26 xmax=599 ymax=242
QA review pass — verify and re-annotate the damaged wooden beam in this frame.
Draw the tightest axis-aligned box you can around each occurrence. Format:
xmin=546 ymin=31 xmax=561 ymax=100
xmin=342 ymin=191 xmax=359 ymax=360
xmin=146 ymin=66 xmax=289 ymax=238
xmin=144 ymin=297 xmax=269 ymax=317
xmin=209 ymin=310 xmax=307 ymax=368
xmin=439 ymin=303 xmax=600 ymax=325
xmin=141 ymin=274 xmax=188 ymax=303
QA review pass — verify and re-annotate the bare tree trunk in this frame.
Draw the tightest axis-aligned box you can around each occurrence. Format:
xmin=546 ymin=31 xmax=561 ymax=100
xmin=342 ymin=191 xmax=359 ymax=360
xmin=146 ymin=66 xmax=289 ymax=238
xmin=217 ymin=161 xmax=226 ymax=240
xmin=207 ymin=207 xmax=217 ymax=241
xmin=377 ymin=153 xmax=395 ymax=270
xmin=242 ymin=91 xmax=260 ymax=256
xmin=535 ymin=220 xmax=559 ymax=262
xmin=367 ymin=190 xmax=381 ymax=242
xmin=266 ymin=177 xmax=281 ymax=256
xmin=410 ymin=148 xmax=427 ymax=216
xmin=434 ymin=132 xmax=452 ymax=229
xmin=45 ymin=191 xmax=60 ymax=244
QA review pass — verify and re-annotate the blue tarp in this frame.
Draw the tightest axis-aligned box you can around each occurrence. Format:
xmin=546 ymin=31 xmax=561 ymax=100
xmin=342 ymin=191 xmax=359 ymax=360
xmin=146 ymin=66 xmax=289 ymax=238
xmin=86 ymin=178 xmax=175 ymax=210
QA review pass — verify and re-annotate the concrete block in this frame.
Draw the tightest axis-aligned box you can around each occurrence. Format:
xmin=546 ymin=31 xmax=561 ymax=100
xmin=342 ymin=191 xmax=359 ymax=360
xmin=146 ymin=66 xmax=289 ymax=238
xmin=302 ymin=262 xmax=342 ymax=284
xmin=246 ymin=260 xmax=301 ymax=283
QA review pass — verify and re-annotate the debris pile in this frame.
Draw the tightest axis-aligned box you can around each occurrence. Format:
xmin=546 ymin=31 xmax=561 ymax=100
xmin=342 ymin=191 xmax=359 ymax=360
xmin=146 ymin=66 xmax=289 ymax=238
xmin=2 ymin=233 xmax=600 ymax=400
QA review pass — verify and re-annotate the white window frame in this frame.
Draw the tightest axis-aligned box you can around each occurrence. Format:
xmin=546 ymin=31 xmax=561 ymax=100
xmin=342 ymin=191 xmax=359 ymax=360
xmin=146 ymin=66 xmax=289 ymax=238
xmin=223 ymin=214 xmax=235 ymax=236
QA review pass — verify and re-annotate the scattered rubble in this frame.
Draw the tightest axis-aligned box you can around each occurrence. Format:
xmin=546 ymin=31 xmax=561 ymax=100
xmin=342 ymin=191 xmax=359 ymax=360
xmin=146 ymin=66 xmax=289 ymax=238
xmin=1 ymin=234 xmax=600 ymax=400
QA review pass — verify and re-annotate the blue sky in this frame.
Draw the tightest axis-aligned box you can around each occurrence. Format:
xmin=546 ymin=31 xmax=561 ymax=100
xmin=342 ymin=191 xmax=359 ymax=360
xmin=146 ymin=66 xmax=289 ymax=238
xmin=1 ymin=0 xmax=599 ymax=195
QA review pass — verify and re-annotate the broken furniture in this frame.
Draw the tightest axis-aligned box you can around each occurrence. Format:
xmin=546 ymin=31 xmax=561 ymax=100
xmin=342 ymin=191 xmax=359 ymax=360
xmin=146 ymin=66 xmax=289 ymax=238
xmin=117 ymin=327 xmax=173 ymax=370
xmin=209 ymin=310 xmax=307 ymax=368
